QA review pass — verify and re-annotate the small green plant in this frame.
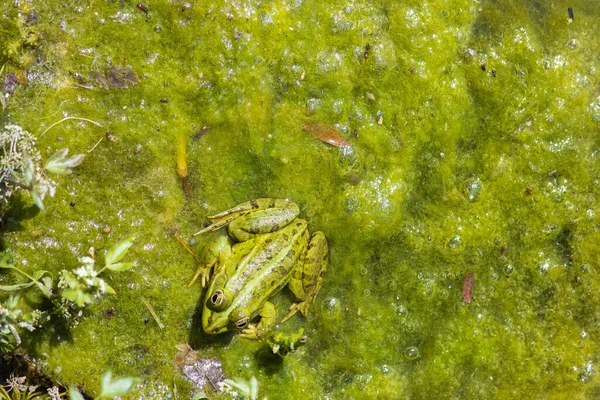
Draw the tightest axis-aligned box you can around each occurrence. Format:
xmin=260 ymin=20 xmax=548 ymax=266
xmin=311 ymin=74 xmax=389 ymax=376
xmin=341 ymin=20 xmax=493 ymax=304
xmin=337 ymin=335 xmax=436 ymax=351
xmin=69 ymin=370 xmax=141 ymax=400
xmin=0 ymin=373 xmax=60 ymax=400
xmin=0 ymin=124 xmax=85 ymax=210
xmin=222 ymin=376 xmax=264 ymax=400
xmin=0 ymin=236 xmax=136 ymax=348
xmin=0 ymin=295 xmax=43 ymax=353
xmin=58 ymin=235 xmax=136 ymax=309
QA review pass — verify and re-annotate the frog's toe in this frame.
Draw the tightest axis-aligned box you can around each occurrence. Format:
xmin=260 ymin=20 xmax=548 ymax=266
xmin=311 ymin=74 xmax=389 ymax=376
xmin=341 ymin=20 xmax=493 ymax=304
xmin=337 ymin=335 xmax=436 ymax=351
xmin=239 ymin=324 xmax=261 ymax=340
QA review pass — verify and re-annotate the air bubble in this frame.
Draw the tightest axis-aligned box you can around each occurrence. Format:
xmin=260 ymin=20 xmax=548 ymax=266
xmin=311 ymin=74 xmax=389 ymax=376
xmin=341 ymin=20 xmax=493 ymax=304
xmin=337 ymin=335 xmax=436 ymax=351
xmin=504 ymin=264 xmax=514 ymax=275
xmin=447 ymin=235 xmax=464 ymax=251
xmin=405 ymin=347 xmax=420 ymax=360
xmin=465 ymin=178 xmax=482 ymax=202
xmin=396 ymin=305 xmax=407 ymax=318
xmin=321 ymin=297 xmax=341 ymax=318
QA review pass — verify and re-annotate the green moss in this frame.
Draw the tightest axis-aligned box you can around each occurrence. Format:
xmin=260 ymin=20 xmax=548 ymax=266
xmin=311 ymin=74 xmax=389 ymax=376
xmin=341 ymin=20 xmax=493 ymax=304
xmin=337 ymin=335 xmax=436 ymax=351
xmin=1 ymin=0 xmax=600 ymax=398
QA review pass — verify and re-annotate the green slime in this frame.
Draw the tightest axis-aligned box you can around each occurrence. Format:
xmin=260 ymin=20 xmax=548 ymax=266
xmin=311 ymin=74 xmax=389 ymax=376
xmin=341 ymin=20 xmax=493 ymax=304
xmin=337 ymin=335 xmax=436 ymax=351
xmin=1 ymin=0 xmax=600 ymax=398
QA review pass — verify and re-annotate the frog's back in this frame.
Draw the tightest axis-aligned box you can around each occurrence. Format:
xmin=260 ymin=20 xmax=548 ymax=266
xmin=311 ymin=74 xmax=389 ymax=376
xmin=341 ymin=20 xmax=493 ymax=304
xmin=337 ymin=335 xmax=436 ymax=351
xmin=225 ymin=219 xmax=308 ymax=309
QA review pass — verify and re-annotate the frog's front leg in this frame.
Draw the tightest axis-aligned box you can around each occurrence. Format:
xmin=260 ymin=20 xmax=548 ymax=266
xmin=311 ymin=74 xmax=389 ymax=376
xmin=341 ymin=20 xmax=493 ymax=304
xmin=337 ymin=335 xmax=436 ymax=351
xmin=193 ymin=199 xmax=299 ymax=241
xmin=239 ymin=301 xmax=277 ymax=340
xmin=282 ymin=231 xmax=328 ymax=322
xmin=187 ymin=236 xmax=231 ymax=288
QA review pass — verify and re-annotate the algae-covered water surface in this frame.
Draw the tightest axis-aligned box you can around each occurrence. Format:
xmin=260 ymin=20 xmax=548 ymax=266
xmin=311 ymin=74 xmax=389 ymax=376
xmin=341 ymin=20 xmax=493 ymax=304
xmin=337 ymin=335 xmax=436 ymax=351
xmin=1 ymin=0 xmax=600 ymax=398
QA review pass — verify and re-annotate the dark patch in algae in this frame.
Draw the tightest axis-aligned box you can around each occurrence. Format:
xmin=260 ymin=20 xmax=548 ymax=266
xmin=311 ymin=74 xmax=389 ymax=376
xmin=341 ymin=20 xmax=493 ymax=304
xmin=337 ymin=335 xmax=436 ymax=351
xmin=1 ymin=0 xmax=600 ymax=398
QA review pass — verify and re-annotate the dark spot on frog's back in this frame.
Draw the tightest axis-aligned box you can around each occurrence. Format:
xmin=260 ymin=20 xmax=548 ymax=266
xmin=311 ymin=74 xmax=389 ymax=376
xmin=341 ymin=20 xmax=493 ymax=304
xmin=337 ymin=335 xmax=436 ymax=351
xmin=251 ymin=200 xmax=259 ymax=209
xmin=271 ymin=224 xmax=279 ymax=232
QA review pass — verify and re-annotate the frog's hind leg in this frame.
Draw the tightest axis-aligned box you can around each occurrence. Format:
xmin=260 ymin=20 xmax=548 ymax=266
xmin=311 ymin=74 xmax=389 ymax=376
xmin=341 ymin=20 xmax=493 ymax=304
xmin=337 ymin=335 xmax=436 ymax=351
xmin=240 ymin=301 xmax=278 ymax=340
xmin=281 ymin=231 xmax=328 ymax=322
xmin=187 ymin=236 xmax=231 ymax=288
xmin=194 ymin=199 xmax=298 ymax=237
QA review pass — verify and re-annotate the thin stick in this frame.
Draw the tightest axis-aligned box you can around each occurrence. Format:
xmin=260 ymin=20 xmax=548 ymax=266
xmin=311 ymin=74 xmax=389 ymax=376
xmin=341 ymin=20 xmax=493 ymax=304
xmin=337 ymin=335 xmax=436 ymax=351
xmin=39 ymin=117 xmax=102 ymax=137
xmin=87 ymin=137 xmax=103 ymax=153
xmin=141 ymin=296 xmax=165 ymax=330
xmin=175 ymin=235 xmax=201 ymax=264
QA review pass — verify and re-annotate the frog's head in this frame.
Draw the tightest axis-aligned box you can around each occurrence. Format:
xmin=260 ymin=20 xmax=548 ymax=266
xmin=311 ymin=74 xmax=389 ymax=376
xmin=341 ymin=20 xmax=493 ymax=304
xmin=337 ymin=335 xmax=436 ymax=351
xmin=201 ymin=293 xmax=253 ymax=334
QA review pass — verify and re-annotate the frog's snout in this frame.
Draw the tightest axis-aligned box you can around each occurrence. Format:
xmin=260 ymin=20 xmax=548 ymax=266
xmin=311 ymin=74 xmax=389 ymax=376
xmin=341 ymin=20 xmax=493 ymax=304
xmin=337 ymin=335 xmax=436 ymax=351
xmin=206 ymin=289 xmax=232 ymax=312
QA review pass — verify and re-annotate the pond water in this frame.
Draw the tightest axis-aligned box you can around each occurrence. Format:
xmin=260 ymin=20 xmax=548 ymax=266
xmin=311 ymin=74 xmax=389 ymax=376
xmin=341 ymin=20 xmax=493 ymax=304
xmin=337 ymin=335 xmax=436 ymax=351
xmin=1 ymin=0 xmax=600 ymax=398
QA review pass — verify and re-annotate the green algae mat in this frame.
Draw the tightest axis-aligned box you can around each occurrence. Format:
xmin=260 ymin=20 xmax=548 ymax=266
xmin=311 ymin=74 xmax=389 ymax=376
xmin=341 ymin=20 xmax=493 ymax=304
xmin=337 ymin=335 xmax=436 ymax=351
xmin=1 ymin=0 xmax=600 ymax=398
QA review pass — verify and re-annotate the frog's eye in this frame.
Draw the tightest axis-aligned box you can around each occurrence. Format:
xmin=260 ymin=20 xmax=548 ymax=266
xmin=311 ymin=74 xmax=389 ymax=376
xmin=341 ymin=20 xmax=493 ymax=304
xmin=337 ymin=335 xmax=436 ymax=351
xmin=206 ymin=289 xmax=232 ymax=312
xmin=235 ymin=317 xmax=249 ymax=329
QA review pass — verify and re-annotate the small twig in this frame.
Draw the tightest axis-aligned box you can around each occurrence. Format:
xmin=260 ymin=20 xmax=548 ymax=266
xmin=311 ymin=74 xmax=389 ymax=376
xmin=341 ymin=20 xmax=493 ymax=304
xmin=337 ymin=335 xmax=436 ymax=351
xmin=175 ymin=235 xmax=202 ymax=264
xmin=141 ymin=296 xmax=164 ymax=329
xmin=87 ymin=137 xmax=104 ymax=153
xmin=39 ymin=117 xmax=102 ymax=137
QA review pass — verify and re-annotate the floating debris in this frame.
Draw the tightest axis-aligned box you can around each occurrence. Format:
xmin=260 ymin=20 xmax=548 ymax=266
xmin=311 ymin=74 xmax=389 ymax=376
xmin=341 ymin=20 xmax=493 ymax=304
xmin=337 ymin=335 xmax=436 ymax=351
xmin=2 ymin=73 xmax=18 ymax=94
xmin=174 ymin=344 xmax=226 ymax=393
xmin=137 ymin=3 xmax=149 ymax=15
xmin=303 ymin=123 xmax=350 ymax=148
xmin=193 ymin=126 xmax=210 ymax=141
xmin=176 ymin=133 xmax=192 ymax=201
xmin=462 ymin=272 xmax=474 ymax=303
xmin=90 ymin=66 xmax=139 ymax=90
xmin=364 ymin=43 xmax=371 ymax=60
xmin=141 ymin=296 xmax=164 ymax=329
xmin=568 ymin=7 xmax=574 ymax=21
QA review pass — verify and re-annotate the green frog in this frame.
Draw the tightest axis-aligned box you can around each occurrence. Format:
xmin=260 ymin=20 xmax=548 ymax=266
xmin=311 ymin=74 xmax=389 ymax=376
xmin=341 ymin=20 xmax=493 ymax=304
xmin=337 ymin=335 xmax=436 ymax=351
xmin=188 ymin=198 xmax=328 ymax=342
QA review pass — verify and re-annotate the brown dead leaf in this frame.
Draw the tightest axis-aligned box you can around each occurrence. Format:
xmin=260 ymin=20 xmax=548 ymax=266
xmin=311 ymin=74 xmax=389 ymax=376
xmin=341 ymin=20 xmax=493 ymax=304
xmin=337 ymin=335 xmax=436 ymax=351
xmin=90 ymin=65 xmax=139 ymax=89
xmin=303 ymin=123 xmax=351 ymax=148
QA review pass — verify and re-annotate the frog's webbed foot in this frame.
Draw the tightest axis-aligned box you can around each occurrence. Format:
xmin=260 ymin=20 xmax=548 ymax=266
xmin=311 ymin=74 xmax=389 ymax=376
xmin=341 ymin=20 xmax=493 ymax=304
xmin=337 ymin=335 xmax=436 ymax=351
xmin=193 ymin=199 xmax=299 ymax=241
xmin=186 ymin=236 xmax=231 ymax=288
xmin=239 ymin=301 xmax=277 ymax=340
xmin=283 ymin=231 xmax=328 ymax=322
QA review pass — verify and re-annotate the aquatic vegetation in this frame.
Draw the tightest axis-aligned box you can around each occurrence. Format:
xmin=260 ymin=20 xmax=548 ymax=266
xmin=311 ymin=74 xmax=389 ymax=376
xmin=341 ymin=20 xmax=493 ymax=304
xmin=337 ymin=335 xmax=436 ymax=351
xmin=222 ymin=376 xmax=261 ymax=400
xmin=0 ymin=125 xmax=85 ymax=210
xmin=0 ymin=295 xmax=42 ymax=353
xmin=0 ymin=373 xmax=60 ymax=400
xmin=1 ymin=0 xmax=600 ymax=398
xmin=69 ymin=371 xmax=141 ymax=400
xmin=0 ymin=235 xmax=135 ymax=350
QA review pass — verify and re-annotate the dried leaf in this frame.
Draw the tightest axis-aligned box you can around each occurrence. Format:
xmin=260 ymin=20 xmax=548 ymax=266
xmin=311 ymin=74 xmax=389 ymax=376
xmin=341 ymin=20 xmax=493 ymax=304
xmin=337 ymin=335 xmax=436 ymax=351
xmin=303 ymin=123 xmax=351 ymax=148
xmin=462 ymin=272 xmax=474 ymax=303
xmin=91 ymin=65 xmax=139 ymax=90
xmin=174 ymin=344 xmax=198 ymax=369
xmin=177 ymin=352 xmax=226 ymax=393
